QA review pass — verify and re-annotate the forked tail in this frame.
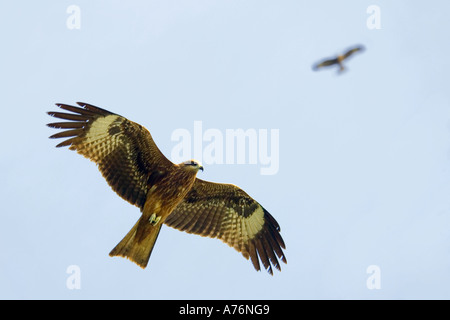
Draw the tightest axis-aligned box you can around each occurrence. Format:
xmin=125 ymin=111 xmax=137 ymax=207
xmin=109 ymin=216 xmax=162 ymax=268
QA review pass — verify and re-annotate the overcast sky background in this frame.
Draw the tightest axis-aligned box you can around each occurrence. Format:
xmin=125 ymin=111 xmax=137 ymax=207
xmin=1 ymin=1 xmax=450 ymax=299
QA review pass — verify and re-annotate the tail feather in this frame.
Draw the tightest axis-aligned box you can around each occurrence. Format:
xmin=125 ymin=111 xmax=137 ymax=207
xmin=109 ymin=216 xmax=162 ymax=268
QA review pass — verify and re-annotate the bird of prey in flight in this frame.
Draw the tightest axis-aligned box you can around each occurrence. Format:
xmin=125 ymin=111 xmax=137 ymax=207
xmin=47 ymin=102 xmax=286 ymax=275
xmin=312 ymin=45 xmax=365 ymax=73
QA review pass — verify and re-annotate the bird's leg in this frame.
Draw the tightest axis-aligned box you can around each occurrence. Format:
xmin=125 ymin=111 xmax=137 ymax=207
xmin=148 ymin=213 xmax=161 ymax=226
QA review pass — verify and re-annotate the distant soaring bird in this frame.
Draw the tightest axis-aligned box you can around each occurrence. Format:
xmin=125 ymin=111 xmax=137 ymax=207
xmin=312 ymin=45 xmax=365 ymax=73
xmin=47 ymin=102 xmax=287 ymax=275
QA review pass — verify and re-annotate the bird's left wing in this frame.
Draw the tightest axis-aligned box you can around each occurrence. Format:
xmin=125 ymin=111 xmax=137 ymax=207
xmin=312 ymin=58 xmax=338 ymax=70
xmin=164 ymin=178 xmax=287 ymax=275
xmin=47 ymin=102 xmax=175 ymax=209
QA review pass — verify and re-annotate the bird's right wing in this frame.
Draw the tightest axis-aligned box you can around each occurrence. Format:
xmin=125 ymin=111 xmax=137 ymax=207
xmin=342 ymin=45 xmax=365 ymax=59
xmin=165 ymin=178 xmax=287 ymax=275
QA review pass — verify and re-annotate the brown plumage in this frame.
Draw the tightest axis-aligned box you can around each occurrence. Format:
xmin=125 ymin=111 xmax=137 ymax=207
xmin=312 ymin=45 xmax=365 ymax=73
xmin=47 ymin=102 xmax=286 ymax=274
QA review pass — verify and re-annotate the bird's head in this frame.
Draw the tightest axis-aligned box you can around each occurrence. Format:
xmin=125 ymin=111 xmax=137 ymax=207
xmin=179 ymin=159 xmax=204 ymax=173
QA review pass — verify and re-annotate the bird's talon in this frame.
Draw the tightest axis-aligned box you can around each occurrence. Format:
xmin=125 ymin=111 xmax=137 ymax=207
xmin=149 ymin=213 xmax=161 ymax=226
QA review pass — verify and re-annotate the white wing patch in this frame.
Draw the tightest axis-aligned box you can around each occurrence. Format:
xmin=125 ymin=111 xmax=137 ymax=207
xmin=222 ymin=205 xmax=265 ymax=248
xmin=74 ymin=114 xmax=122 ymax=161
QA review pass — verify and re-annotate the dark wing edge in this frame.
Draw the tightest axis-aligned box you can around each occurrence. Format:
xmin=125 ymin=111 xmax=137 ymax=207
xmin=165 ymin=179 xmax=287 ymax=275
xmin=47 ymin=102 xmax=116 ymax=147
xmin=248 ymin=207 xmax=287 ymax=275
xmin=46 ymin=102 xmax=173 ymax=209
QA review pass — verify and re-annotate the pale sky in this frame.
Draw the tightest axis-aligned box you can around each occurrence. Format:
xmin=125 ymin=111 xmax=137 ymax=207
xmin=1 ymin=1 xmax=450 ymax=299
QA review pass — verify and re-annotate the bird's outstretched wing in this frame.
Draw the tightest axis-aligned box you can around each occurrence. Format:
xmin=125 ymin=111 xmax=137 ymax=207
xmin=47 ymin=102 xmax=174 ymax=209
xmin=342 ymin=45 xmax=365 ymax=60
xmin=165 ymin=178 xmax=287 ymax=275
xmin=312 ymin=57 xmax=339 ymax=70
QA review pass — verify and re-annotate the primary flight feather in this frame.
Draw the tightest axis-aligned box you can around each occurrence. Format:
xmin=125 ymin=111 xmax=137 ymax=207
xmin=47 ymin=102 xmax=286 ymax=274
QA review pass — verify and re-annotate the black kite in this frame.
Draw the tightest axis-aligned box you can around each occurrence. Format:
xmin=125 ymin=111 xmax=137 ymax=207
xmin=312 ymin=45 xmax=365 ymax=73
xmin=47 ymin=103 xmax=286 ymax=274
